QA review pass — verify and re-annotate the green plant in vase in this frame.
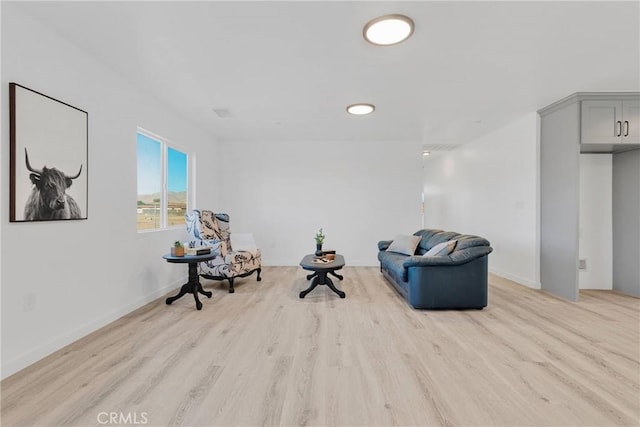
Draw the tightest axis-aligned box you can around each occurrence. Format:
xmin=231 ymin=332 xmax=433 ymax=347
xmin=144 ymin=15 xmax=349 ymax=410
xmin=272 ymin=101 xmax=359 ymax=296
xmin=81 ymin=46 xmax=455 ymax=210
xmin=314 ymin=228 xmax=325 ymax=256
xmin=172 ymin=240 xmax=185 ymax=257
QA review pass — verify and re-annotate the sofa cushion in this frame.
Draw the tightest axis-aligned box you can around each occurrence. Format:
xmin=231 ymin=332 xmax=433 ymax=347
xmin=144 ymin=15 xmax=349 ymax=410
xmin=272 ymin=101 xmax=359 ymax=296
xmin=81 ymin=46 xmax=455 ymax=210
xmin=378 ymin=240 xmax=393 ymax=251
xmin=386 ymin=234 xmax=421 ymax=256
xmin=378 ymin=250 xmax=410 ymax=282
xmin=454 ymin=235 xmax=491 ymax=250
xmin=413 ymin=229 xmax=444 ymax=253
xmin=423 ymin=239 xmax=457 ymax=257
xmin=404 ymin=246 xmax=493 ymax=267
xmin=413 ymin=229 xmax=491 ymax=254
xmin=423 ymin=231 xmax=459 ymax=251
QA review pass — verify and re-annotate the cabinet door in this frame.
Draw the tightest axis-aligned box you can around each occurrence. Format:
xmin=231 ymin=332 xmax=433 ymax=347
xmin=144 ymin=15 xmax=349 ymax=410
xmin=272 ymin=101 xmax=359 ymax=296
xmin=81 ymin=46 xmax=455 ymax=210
xmin=581 ymin=100 xmax=623 ymax=144
xmin=622 ymin=100 xmax=640 ymax=144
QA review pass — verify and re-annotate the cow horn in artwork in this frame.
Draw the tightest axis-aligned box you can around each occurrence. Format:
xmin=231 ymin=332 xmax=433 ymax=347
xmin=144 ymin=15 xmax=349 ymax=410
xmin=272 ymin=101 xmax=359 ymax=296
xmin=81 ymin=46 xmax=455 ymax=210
xmin=24 ymin=148 xmax=43 ymax=175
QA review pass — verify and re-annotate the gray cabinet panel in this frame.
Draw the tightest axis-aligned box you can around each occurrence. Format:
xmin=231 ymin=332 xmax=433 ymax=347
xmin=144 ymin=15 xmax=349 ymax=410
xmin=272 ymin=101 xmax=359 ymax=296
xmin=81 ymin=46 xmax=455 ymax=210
xmin=581 ymin=99 xmax=640 ymax=145
xmin=612 ymin=149 xmax=640 ymax=297
xmin=622 ymin=100 xmax=640 ymax=144
xmin=540 ymin=103 xmax=580 ymax=301
xmin=581 ymin=100 xmax=622 ymax=144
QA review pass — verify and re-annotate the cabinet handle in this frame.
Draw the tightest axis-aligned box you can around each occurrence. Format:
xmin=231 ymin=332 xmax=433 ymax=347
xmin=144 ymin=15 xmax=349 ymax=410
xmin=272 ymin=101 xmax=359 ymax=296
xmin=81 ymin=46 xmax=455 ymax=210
xmin=617 ymin=121 xmax=622 ymax=137
xmin=624 ymin=121 xmax=629 ymax=137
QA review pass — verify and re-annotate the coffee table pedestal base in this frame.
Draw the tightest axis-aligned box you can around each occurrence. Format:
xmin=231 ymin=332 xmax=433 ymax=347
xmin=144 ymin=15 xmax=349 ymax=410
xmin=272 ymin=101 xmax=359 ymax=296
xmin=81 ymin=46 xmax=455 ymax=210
xmin=299 ymin=271 xmax=345 ymax=299
xmin=165 ymin=262 xmax=213 ymax=310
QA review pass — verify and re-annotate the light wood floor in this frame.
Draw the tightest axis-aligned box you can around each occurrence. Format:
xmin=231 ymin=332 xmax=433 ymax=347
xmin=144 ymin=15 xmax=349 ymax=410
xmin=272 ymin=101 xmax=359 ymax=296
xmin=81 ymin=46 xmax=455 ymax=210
xmin=2 ymin=267 xmax=639 ymax=426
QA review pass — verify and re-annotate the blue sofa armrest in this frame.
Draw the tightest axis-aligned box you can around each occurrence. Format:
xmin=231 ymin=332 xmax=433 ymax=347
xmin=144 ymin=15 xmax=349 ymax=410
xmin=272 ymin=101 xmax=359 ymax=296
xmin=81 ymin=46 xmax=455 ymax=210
xmin=402 ymin=246 xmax=493 ymax=268
xmin=406 ymin=256 xmax=489 ymax=309
xmin=378 ymin=240 xmax=393 ymax=251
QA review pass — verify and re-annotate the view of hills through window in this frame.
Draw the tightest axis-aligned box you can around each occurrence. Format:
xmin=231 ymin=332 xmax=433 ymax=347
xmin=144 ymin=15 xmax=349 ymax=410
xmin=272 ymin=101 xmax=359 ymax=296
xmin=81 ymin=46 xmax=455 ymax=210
xmin=167 ymin=147 xmax=188 ymax=226
xmin=136 ymin=132 xmax=188 ymax=230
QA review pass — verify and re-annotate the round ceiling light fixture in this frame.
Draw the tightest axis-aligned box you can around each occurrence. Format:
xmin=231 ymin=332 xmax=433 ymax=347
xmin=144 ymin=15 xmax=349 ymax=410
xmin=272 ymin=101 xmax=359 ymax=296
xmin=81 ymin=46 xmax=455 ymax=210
xmin=363 ymin=14 xmax=414 ymax=46
xmin=346 ymin=103 xmax=375 ymax=115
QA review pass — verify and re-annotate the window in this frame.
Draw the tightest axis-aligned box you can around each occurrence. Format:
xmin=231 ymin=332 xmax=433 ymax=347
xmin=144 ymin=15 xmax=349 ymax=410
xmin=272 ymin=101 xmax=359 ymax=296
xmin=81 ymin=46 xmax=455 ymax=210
xmin=167 ymin=146 xmax=188 ymax=226
xmin=136 ymin=129 xmax=189 ymax=231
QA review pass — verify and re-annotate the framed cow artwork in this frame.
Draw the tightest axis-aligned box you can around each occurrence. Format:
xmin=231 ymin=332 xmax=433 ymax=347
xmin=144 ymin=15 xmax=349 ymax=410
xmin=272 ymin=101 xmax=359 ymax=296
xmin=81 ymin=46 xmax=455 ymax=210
xmin=9 ymin=83 xmax=88 ymax=222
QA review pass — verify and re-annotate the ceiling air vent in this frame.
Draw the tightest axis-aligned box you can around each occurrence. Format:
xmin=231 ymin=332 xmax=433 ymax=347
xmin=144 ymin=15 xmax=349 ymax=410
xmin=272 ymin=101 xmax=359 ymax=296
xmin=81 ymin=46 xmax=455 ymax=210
xmin=422 ymin=144 xmax=459 ymax=151
xmin=212 ymin=108 xmax=233 ymax=119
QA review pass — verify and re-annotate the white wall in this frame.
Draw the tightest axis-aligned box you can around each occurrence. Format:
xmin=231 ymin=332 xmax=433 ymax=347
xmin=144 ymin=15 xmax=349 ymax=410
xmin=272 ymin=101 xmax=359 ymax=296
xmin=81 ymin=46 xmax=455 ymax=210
xmin=217 ymin=140 xmax=423 ymax=266
xmin=579 ymin=154 xmax=612 ymax=289
xmin=423 ymin=112 xmax=539 ymax=288
xmin=1 ymin=6 xmax=219 ymax=378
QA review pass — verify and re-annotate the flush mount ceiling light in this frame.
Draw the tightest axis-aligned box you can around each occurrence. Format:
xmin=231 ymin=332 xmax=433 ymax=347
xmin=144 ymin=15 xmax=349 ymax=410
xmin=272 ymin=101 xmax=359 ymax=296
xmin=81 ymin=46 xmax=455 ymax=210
xmin=363 ymin=14 xmax=414 ymax=46
xmin=346 ymin=103 xmax=375 ymax=115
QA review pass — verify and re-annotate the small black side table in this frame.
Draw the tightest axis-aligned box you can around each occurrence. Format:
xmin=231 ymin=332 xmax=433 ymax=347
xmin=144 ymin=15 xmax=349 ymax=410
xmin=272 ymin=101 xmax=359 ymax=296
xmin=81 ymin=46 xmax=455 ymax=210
xmin=163 ymin=252 xmax=216 ymax=310
xmin=299 ymin=254 xmax=346 ymax=299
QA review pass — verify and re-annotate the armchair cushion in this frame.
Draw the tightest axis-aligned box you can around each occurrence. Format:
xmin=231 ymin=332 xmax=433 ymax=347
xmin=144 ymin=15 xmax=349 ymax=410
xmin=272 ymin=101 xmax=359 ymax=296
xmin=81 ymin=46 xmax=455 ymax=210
xmin=186 ymin=210 xmax=218 ymax=246
xmin=231 ymin=233 xmax=259 ymax=256
xmin=200 ymin=210 xmax=222 ymax=240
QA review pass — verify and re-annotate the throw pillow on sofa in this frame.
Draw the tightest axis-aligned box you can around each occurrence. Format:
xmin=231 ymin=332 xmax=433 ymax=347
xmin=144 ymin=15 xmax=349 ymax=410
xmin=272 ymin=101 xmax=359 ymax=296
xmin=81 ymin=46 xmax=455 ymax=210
xmin=423 ymin=239 xmax=457 ymax=257
xmin=386 ymin=234 xmax=421 ymax=256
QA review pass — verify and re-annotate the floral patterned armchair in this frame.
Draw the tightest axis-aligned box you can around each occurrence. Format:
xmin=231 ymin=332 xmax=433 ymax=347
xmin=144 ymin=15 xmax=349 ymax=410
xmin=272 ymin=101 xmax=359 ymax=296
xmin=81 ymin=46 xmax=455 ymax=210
xmin=185 ymin=210 xmax=262 ymax=293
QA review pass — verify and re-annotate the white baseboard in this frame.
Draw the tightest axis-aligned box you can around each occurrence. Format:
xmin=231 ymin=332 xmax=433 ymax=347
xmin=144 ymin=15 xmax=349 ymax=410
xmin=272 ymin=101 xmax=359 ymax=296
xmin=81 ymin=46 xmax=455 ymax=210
xmin=490 ymin=268 xmax=540 ymax=289
xmin=1 ymin=278 xmax=184 ymax=380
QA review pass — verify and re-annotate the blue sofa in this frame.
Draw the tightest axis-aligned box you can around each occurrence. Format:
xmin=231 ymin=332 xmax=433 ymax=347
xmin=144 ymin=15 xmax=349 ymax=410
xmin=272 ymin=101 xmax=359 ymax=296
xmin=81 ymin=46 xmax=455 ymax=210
xmin=378 ymin=229 xmax=492 ymax=309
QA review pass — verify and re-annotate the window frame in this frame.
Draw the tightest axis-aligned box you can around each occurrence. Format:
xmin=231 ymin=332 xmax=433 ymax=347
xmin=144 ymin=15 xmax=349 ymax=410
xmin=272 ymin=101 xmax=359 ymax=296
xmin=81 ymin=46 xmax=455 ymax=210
xmin=136 ymin=127 xmax=191 ymax=232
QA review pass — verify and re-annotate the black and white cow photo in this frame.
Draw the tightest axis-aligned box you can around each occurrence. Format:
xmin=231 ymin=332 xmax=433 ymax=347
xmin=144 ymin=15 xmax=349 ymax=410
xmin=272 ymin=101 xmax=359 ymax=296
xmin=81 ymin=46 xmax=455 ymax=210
xmin=23 ymin=148 xmax=83 ymax=220
xmin=10 ymin=83 xmax=88 ymax=222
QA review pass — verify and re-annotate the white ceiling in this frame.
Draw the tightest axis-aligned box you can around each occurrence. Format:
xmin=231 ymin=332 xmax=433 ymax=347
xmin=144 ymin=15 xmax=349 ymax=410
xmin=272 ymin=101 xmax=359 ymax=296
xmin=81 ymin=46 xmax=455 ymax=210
xmin=10 ymin=1 xmax=640 ymax=145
